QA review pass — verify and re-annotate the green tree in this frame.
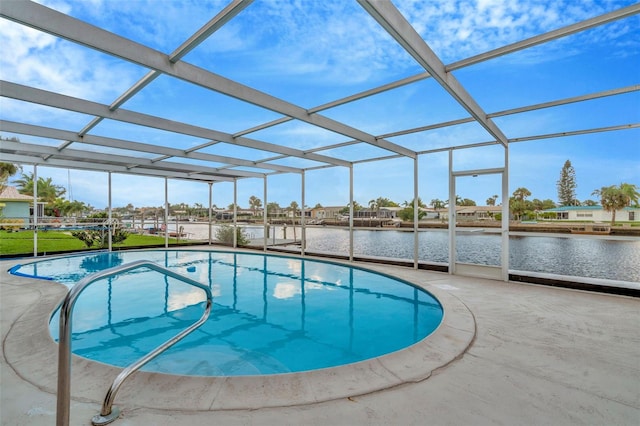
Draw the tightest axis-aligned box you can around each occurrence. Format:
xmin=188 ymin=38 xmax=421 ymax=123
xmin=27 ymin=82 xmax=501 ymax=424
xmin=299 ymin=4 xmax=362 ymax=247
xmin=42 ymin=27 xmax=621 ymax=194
xmin=582 ymin=199 xmax=598 ymax=206
xmin=368 ymin=198 xmax=379 ymax=216
xmin=52 ymin=199 xmax=87 ymax=217
xmin=592 ymin=183 xmax=640 ymax=225
xmin=339 ymin=201 xmax=361 ymax=215
xmin=399 ymin=198 xmax=426 ymax=222
xmin=71 ymin=220 xmax=128 ymax=249
xmin=368 ymin=197 xmax=397 ymax=217
xmin=248 ymin=195 xmax=262 ymax=217
xmin=288 ymin=201 xmax=300 ymax=239
xmin=620 ymin=183 xmax=640 ymax=208
xmin=459 ymin=198 xmax=476 ymax=206
xmin=399 ymin=206 xmax=426 ymax=222
xmin=403 ymin=197 xmax=426 ymax=208
xmin=288 ymin=201 xmax=299 ymax=220
xmin=486 ymin=195 xmax=498 ymax=206
xmin=0 ymin=162 xmax=21 ymax=193
xmin=430 ymin=199 xmax=446 ymax=209
xmin=215 ymin=225 xmax=249 ymax=246
xmin=510 ymin=187 xmax=533 ymax=220
xmin=15 ymin=173 xmax=66 ymax=203
xmin=557 ymin=159 xmax=578 ymax=206
xmin=266 ymin=202 xmax=281 ymax=218
xmin=531 ymin=198 xmax=556 ymax=211
xmin=512 ymin=187 xmax=531 ymax=202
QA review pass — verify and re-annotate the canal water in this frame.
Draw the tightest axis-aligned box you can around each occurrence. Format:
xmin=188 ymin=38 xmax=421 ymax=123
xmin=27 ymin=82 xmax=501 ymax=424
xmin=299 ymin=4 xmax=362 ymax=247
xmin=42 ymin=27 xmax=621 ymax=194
xmin=175 ymin=223 xmax=640 ymax=284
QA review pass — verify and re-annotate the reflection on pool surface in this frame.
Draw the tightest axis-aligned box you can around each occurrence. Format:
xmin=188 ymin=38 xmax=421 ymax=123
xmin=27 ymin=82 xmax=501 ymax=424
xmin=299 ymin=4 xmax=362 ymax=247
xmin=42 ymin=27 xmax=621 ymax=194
xmin=15 ymin=250 xmax=443 ymax=376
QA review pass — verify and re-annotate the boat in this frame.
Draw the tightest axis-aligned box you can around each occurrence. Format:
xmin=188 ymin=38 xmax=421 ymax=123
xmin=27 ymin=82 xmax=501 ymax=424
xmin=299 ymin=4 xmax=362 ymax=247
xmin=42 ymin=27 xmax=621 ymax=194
xmin=382 ymin=221 xmax=401 ymax=228
xmin=570 ymin=224 xmax=611 ymax=235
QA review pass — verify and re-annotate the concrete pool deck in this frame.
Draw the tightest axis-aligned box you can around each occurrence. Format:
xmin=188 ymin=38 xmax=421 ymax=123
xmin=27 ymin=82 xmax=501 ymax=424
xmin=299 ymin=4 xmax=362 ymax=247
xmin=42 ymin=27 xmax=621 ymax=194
xmin=1 ymin=250 xmax=639 ymax=425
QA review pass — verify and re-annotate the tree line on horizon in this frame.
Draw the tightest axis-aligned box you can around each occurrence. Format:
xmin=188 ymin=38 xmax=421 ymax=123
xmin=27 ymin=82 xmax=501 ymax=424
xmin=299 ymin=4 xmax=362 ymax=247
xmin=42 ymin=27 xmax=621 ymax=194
xmin=1 ymin=160 xmax=638 ymax=225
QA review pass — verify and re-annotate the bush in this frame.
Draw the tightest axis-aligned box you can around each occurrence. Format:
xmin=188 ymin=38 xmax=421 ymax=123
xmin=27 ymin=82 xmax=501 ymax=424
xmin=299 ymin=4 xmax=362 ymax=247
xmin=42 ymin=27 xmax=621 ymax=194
xmin=0 ymin=218 xmax=24 ymax=231
xmin=71 ymin=227 xmax=129 ymax=248
xmin=398 ymin=207 xmax=426 ymax=222
xmin=215 ymin=225 xmax=249 ymax=246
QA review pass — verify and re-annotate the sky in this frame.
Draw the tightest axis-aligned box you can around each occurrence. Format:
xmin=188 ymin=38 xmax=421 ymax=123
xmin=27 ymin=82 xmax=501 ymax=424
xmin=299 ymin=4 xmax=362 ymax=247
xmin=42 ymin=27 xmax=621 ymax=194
xmin=0 ymin=0 xmax=639 ymax=210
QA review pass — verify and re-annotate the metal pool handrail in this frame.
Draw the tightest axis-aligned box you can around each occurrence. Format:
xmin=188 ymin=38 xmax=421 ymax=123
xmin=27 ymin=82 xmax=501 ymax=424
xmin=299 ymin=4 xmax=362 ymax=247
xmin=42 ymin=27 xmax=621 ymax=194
xmin=56 ymin=260 xmax=213 ymax=426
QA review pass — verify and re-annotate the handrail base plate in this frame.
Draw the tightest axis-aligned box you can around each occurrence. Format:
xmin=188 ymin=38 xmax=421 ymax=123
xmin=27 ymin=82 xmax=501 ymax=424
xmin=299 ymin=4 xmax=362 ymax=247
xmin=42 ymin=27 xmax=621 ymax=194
xmin=91 ymin=407 xmax=120 ymax=426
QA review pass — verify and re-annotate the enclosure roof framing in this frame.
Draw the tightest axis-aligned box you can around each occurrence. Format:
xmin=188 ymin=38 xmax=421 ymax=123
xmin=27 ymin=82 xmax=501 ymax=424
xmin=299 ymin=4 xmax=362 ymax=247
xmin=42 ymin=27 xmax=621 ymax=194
xmin=0 ymin=0 xmax=638 ymax=183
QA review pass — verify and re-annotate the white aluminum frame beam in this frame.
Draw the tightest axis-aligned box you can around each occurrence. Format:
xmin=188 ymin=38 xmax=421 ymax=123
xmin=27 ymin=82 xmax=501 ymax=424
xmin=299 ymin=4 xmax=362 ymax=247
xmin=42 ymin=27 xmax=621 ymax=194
xmin=0 ymin=120 xmax=300 ymax=175
xmin=64 ymin=0 xmax=253 ymax=149
xmin=509 ymin=123 xmax=640 ymax=143
xmin=234 ymin=72 xmax=430 ymax=138
xmin=0 ymin=81 xmax=349 ymax=168
xmin=380 ymin=85 xmax=640 ymax=140
xmin=0 ymin=140 xmax=239 ymax=181
xmin=0 ymin=153 xmax=225 ymax=183
xmin=447 ymin=3 xmax=640 ymax=71
xmin=233 ymin=4 xmax=639 ymax=144
xmin=1 ymin=1 xmax=415 ymax=159
xmin=358 ymin=0 xmax=509 ymax=148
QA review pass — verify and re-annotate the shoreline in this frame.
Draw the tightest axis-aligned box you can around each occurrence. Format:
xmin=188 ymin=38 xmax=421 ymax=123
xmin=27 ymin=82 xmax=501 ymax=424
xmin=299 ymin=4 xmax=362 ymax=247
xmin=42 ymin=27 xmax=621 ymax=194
xmin=183 ymin=219 xmax=640 ymax=238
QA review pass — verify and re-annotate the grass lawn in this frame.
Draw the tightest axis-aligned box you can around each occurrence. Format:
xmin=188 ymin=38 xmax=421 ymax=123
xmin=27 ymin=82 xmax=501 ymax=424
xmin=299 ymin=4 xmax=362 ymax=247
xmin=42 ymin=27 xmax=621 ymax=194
xmin=0 ymin=230 xmax=183 ymax=256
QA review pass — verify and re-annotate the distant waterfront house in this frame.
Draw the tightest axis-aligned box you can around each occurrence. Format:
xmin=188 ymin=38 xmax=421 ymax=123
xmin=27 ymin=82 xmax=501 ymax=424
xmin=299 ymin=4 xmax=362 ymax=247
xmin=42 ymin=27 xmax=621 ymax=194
xmin=310 ymin=206 xmax=344 ymax=220
xmin=0 ymin=186 xmax=35 ymax=226
xmin=543 ymin=205 xmax=639 ymax=222
xmin=353 ymin=207 xmax=402 ymax=219
xmin=431 ymin=206 xmax=502 ymax=221
xmin=456 ymin=206 xmax=503 ymax=221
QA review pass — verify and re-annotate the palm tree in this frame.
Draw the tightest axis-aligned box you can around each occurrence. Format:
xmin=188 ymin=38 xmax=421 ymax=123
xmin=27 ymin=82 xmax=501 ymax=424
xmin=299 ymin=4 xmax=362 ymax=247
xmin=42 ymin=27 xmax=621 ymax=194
xmin=193 ymin=202 xmax=203 ymax=218
xmin=403 ymin=197 xmax=426 ymax=208
xmin=15 ymin=173 xmax=66 ymax=203
xmin=368 ymin=198 xmax=379 ymax=218
xmin=288 ymin=201 xmax=299 ymax=240
xmin=593 ymin=183 xmax=640 ymax=225
xmin=430 ymin=199 xmax=446 ymax=210
xmin=248 ymin=195 xmax=262 ymax=217
xmin=288 ymin=201 xmax=299 ymax=222
xmin=486 ymin=195 xmax=498 ymax=206
xmin=620 ymin=183 xmax=640 ymax=207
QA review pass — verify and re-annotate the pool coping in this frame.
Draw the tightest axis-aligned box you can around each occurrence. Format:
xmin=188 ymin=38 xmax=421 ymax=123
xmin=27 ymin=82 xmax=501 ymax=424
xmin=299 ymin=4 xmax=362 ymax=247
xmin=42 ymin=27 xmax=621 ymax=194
xmin=3 ymin=251 xmax=475 ymax=412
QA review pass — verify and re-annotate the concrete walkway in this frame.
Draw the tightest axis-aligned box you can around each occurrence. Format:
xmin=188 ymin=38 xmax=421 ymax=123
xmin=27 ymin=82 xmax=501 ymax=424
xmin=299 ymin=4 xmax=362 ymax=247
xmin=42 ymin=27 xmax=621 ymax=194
xmin=1 ymin=251 xmax=639 ymax=425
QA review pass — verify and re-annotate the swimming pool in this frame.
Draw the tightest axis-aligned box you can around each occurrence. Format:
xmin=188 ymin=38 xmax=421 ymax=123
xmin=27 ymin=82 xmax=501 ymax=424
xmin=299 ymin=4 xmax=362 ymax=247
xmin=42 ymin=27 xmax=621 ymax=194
xmin=12 ymin=250 xmax=444 ymax=376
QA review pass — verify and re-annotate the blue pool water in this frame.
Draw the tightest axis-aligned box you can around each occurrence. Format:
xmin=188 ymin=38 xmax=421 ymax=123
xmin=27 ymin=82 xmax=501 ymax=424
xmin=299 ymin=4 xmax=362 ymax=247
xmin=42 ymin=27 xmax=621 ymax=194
xmin=12 ymin=250 xmax=443 ymax=376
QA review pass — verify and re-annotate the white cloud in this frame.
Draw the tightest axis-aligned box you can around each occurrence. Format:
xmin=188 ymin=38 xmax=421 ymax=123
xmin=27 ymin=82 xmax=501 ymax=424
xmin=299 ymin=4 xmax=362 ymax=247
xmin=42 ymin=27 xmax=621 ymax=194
xmin=0 ymin=18 xmax=143 ymax=104
xmin=209 ymin=1 xmax=417 ymax=85
xmin=394 ymin=0 xmax=638 ymax=64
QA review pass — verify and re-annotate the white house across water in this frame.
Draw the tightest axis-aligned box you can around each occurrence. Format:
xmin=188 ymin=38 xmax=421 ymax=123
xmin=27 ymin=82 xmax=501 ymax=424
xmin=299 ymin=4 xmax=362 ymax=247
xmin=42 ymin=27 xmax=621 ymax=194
xmin=543 ymin=205 xmax=639 ymax=222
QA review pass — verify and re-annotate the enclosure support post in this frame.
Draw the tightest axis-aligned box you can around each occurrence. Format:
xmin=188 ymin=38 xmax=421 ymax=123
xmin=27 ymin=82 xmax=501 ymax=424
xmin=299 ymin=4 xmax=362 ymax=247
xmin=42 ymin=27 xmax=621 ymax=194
xmin=33 ymin=164 xmax=37 ymax=257
xmin=108 ymin=172 xmax=112 ymax=252
xmin=233 ymin=178 xmax=237 ymax=248
xmin=413 ymin=157 xmax=419 ymax=269
xmin=448 ymin=150 xmax=456 ymax=275
xmin=349 ymin=165 xmax=354 ymax=262
xmin=502 ymin=146 xmax=510 ymax=281
xmin=263 ymin=175 xmax=268 ymax=252
xmin=301 ymin=171 xmax=306 ymax=256
xmin=164 ymin=178 xmax=169 ymax=248
xmin=208 ymin=182 xmax=213 ymax=245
